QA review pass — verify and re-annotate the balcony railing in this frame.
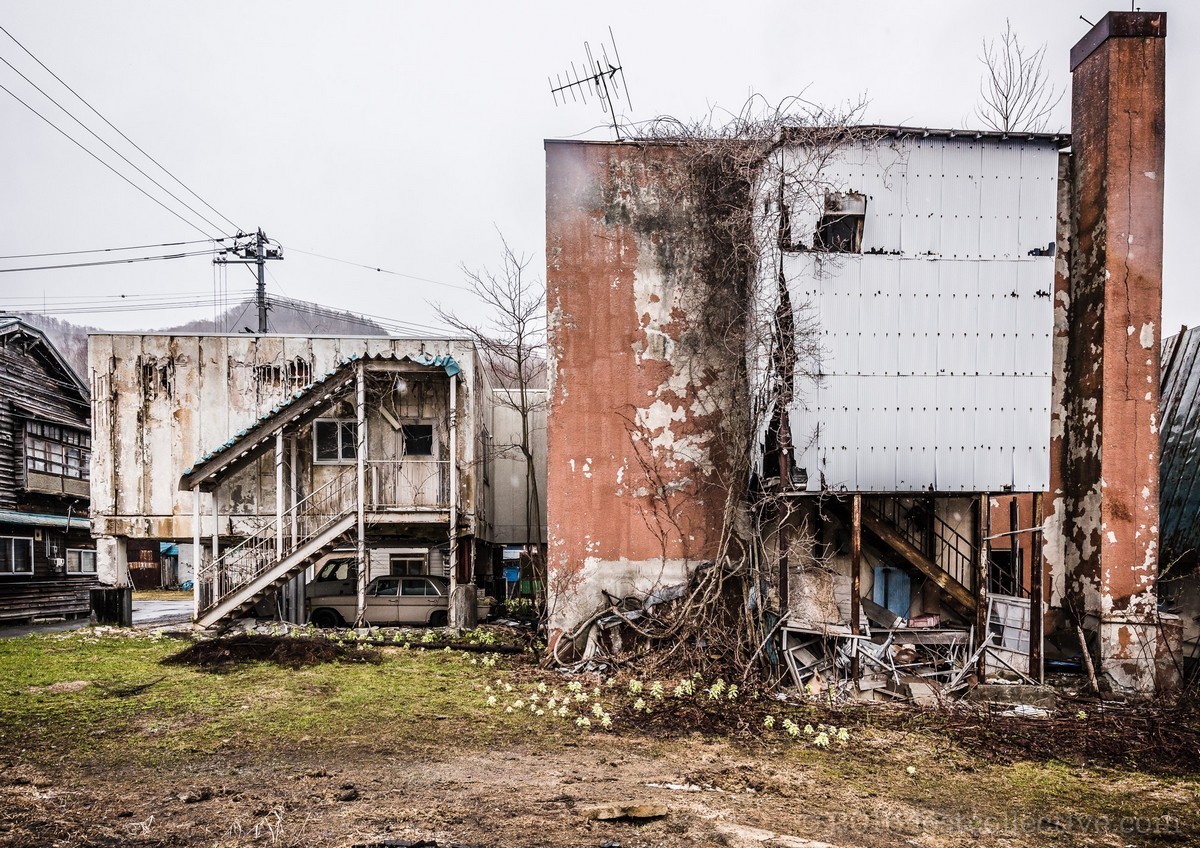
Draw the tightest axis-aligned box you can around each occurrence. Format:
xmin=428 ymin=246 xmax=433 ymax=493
xmin=367 ymin=459 xmax=450 ymax=510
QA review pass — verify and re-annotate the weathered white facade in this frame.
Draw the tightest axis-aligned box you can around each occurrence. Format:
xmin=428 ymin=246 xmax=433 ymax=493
xmin=759 ymin=134 xmax=1059 ymax=494
xmin=88 ymin=334 xmax=492 ymax=605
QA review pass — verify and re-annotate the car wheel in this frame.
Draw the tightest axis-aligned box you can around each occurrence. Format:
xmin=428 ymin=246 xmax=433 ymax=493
xmin=310 ymin=608 xmax=343 ymax=628
xmin=429 ymin=610 xmax=448 ymax=628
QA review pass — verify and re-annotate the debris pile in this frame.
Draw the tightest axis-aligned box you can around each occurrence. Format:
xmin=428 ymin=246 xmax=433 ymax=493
xmin=162 ymin=634 xmax=382 ymax=672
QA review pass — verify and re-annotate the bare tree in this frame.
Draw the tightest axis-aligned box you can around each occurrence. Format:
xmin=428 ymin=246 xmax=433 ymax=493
xmin=975 ymin=20 xmax=1063 ymax=133
xmin=437 ymin=231 xmax=546 ymax=610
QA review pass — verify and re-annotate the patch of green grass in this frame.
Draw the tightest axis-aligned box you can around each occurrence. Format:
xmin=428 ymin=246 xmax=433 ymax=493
xmin=0 ymin=631 xmax=542 ymax=768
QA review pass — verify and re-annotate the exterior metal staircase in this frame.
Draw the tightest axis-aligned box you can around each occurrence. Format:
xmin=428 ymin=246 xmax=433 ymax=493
xmin=828 ymin=497 xmax=977 ymax=618
xmin=195 ymin=469 xmax=358 ymax=627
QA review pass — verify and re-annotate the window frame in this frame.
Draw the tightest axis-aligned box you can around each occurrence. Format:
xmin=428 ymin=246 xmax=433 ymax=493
xmin=313 ymin=418 xmax=360 ymax=465
xmin=24 ymin=420 xmax=91 ymax=481
xmin=401 ymin=423 xmax=435 ymax=457
xmin=66 ymin=548 xmax=97 ymax=575
xmin=0 ymin=536 xmax=35 ymax=576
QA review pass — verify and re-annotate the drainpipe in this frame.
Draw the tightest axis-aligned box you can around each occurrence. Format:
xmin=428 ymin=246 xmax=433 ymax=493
xmin=448 ymin=372 xmax=459 ymax=622
xmin=275 ymin=430 xmax=284 ymax=560
xmin=355 ymin=360 xmax=367 ymax=626
xmin=210 ymin=489 xmax=219 ymax=603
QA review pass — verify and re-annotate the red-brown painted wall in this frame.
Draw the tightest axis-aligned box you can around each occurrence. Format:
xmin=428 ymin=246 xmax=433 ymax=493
xmin=545 ymin=141 xmax=737 ymax=638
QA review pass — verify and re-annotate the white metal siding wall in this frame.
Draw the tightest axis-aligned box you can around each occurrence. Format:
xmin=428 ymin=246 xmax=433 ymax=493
xmin=782 ymin=137 xmax=1056 ymax=493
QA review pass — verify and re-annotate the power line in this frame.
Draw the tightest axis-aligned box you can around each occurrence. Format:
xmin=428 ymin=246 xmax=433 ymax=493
xmin=0 ymin=248 xmax=221 ymax=273
xmin=0 ymin=80 xmax=217 ymax=239
xmin=0 ymin=23 xmax=242 ymax=234
xmin=0 ymin=237 xmax=228 ymax=260
xmin=281 ymin=246 xmax=472 ymax=292
xmin=0 ymin=53 xmax=229 ymax=237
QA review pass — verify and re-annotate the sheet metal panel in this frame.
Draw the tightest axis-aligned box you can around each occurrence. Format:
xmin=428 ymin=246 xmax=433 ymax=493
xmin=935 ymin=376 xmax=977 ymax=492
xmin=1018 ymin=143 xmax=1059 ymax=254
xmin=860 ymin=142 xmax=905 ymax=253
xmin=1159 ymin=327 xmax=1200 ymax=559
xmin=857 ymin=258 xmax=900 ymax=376
xmin=1012 ymin=376 xmax=1051 ymax=490
xmin=1014 ymin=259 xmax=1054 ymax=376
xmin=853 ymin=376 xmax=897 ymax=490
xmin=896 ymin=375 xmax=938 ymax=490
xmin=936 ymin=261 xmax=979 ymax=377
xmin=774 ymin=136 xmax=1055 ymax=493
xmin=938 ymin=141 xmax=982 ymax=259
xmin=901 ymin=139 xmax=943 ymax=256
xmin=896 ymin=260 xmax=938 ymax=375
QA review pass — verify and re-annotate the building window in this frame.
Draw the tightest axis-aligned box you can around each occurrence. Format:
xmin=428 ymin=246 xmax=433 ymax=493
xmin=66 ymin=549 xmax=97 ymax=575
xmin=314 ymin=419 xmax=358 ymax=463
xmin=389 ymin=554 xmax=425 ymax=576
xmin=25 ymin=421 xmax=90 ymax=480
xmin=402 ymin=424 xmax=433 ymax=456
xmin=813 ymin=192 xmax=866 ymax=253
xmin=0 ymin=537 xmax=34 ymax=575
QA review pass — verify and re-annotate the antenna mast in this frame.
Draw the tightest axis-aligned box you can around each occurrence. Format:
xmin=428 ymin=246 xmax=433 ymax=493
xmin=549 ymin=27 xmax=633 ymax=140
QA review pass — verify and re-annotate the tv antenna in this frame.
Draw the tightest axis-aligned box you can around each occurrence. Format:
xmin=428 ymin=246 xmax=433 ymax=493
xmin=549 ymin=27 xmax=632 ymax=140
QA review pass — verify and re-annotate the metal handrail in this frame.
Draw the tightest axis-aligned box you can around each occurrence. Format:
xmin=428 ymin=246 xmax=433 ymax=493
xmin=865 ymin=497 xmax=975 ymax=591
xmin=197 ymin=468 xmax=357 ymax=613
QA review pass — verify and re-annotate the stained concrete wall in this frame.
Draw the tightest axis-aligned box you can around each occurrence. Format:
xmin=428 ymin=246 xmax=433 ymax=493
xmin=489 ymin=388 xmax=547 ymax=546
xmin=545 ymin=141 xmax=742 ymax=639
xmin=89 ymin=334 xmax=483 ymax=541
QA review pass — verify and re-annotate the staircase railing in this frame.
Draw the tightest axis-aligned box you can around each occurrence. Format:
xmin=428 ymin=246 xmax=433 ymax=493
xmin=197 ymin=468 xmax=357 ymax=614
xmin=864 ymin=497 xmax=976 ymax=592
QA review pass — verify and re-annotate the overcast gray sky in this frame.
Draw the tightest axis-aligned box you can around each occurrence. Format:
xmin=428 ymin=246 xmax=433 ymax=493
xmin=2 ymin=1 xmax=1195 ymax=335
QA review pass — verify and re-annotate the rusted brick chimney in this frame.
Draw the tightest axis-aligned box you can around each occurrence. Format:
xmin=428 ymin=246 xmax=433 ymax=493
xmin=1062 ymin=11 xmax=1170 ymax=693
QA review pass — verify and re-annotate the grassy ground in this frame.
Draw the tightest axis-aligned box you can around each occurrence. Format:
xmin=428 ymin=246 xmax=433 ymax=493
xmin=0 ymin=629 xmax=1198 ymax=847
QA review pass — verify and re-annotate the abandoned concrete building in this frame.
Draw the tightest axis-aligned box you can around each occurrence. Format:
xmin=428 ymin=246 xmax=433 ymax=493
xmin=546 ymin=12 xmax=1171 ymax=694
xmin=89 ymin=333 xmax=545 ymax=627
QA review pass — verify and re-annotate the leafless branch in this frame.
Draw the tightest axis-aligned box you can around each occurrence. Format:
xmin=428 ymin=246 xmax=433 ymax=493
xmin=975 ymin=20 xmax=1064 ymax=133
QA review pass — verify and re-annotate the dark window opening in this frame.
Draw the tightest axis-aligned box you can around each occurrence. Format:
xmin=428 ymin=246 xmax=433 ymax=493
xmin=988 ymin=549 xmax=1023 ymax=597
xmin=314 ymin=419 xmax=358 ymax=463
xmin=390 ymin=555 xmax=425 ymax=576
xmin=813 ymin=192 xmax=866 ymax=253
xmin=403 ymin=424 xmax=434 ymax=456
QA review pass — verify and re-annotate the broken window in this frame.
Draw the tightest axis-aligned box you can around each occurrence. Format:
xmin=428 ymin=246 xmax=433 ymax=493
xmin=813 ymin=192 xmax=866 ymax=253
xmin=25 ymin=421 xmax=90 ymax=481
xmin=402 ymin=424 xmax=434 ymax=456
xmin=314 ymin=419 xmax=358 ymax=463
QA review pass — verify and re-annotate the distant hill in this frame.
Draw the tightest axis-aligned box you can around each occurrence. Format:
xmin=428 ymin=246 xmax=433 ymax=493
xmin=9 ymin=297 xmax=389 ymax=379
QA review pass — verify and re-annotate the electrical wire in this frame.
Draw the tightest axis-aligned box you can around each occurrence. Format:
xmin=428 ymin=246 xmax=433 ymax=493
xmin=0 ymin=80 xmax=217 ymax=240
xmin=280 ymin=246 xmax=471 ymax=292
xmin=0 ymin=248 xmax=221 ymax=273
xmin=0 ymin=23 xmax=242 ymax=234
xmin=0 ymin=237 xmax=229 ymax=261
xmin=0 ymin=52 xmax=228 ymax=236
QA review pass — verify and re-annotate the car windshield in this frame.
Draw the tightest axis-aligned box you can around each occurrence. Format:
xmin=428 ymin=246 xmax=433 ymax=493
xmin=316 ymin=558 xmax=354 ymax=582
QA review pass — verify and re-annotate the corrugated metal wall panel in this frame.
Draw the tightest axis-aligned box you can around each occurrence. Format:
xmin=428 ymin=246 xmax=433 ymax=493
xmin=939 ymin=142 xmax=982 ymax=259
xmin=769 ymin=136 xmax=1057 ymax=493
xmin=1018 ymin=142 xmax=1059 ymax=255
xmin=935 ymin=376 xmax=977 ymax=492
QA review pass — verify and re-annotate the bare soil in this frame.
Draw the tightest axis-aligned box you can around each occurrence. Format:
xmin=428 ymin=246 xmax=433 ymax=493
xmin=3 ymin=729 xmax=1197 ymax=848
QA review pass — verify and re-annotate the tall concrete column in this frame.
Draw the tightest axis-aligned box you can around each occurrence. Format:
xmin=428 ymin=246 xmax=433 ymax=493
xmin=1063 ymin=11 xmax=1168 ymax=693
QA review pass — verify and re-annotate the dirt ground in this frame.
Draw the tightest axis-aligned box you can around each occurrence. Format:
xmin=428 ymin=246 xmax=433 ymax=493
xmin=4 ymin=725 xmax=1197 ymax=847
xmin=1 ymin=630 xmax=1197 ymax=848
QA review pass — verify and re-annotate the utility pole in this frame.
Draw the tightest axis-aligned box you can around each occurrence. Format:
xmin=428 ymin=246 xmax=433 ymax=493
xmin=255 ymin=228 xmax=268 ymax=334
xmin=213 ymin=229 xmax=282 ymax=333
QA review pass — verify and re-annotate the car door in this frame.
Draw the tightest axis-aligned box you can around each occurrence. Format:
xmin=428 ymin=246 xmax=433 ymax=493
xmin=366 ymin=578 xmax=402 ymax=625
xmin=399 ymin=578 xmax=438 ymax=624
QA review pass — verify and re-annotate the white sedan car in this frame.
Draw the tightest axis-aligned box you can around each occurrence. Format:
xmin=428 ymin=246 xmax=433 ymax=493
xmin=306 ymin=575 xmax=489 ymax=628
